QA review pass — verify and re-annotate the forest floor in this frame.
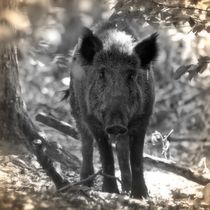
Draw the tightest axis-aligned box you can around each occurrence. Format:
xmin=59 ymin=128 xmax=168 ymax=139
xmin=0 ymin=130 xmax=209 ymax=210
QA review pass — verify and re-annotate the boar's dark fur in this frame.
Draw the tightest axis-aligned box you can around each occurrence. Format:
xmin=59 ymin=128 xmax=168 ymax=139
xmin=69 ymin=20 xmax=158 ymax=198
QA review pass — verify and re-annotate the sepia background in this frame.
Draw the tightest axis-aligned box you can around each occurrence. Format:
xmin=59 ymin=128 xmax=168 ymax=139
xmin=1 ymin=0 xmax=210 ymax=209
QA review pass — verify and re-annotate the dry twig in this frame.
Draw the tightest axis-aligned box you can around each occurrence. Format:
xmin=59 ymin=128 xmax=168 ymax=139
xmin=58 ymin=169 xmax=122 ymax=193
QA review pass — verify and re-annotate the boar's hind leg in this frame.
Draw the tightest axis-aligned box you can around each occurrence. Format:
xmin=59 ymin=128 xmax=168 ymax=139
xmin=116 ymin=135 xmax=131 ymax=193
xmin=80 ymin=126 xmax=94 ymax=187
xmin=97 ymin=135 xmax=119 ymax=193
xmin=130 ymin=120 xmax=149 ymax=198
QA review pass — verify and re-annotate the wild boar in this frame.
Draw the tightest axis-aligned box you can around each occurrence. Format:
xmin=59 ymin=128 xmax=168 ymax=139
xmin=69 ymin=20 xmax=158 ymax=198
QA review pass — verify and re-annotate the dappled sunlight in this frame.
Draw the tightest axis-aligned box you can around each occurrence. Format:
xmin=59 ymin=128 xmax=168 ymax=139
xmin=145 ymin=170 xmax=201 ymax=199
xmin=61 ymin=77 xmax=70 ymax=86
xmin=1 ymin=0 xmax=210 ymax=209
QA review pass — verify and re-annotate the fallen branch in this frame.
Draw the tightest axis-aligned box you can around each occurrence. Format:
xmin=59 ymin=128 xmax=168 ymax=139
xmin=168 ymin=136 xmax=207 ymax=142
xmin=18 ymin=110 xmax=67 ymax=188
xmin=58 ymin=170 xmax=102 ymax=192
xmin=36 ymin=113 xmax=79 ymax=140
xmin=144 ymin=154 xmax=210 ymax=186
xmin=36 ymin=112 xmax=210 ymax=186
xmin=58 ymin=169 xmax=122 ymax=192
xmin=32 ymin=139 xmax=69 ymax=188
xmin=19 ymin=110 xmax=81 ymax=189
xmin=102 ymin=172 xmax=122 ymax=185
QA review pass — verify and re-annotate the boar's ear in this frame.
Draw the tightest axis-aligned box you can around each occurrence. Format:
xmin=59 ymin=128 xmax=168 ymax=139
xmin=134 ymin=33 xmax=158 ymax=67
xmin=79 ymin=27 xmax=103 ymax=63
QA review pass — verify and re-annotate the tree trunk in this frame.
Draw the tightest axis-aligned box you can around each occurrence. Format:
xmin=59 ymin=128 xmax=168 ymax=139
xmin=0 ymin=0 xmax=44 ymax=155
xmin=0 ymin=0 xmax=26 ymax=154
xmin=0 ymin=0 xmax=80 ymax=188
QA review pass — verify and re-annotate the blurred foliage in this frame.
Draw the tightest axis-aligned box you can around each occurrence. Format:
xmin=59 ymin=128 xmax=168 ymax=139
xmin=113 ymin=0 xmax=210 ymax=34
xmin=174 ymin=56 xmax=210 ymax=80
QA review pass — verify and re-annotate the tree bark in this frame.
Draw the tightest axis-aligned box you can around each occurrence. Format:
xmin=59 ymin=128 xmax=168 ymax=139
xmin=0 ymin=43 xmax=25 ymax=150
xmin=0 ymin=0 xmax=31 ymax=154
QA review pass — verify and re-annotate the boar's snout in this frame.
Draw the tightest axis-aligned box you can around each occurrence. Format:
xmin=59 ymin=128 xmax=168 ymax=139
xmin=105 ymin=111 xmax=128 ymax=135
xmin=104 ymin=97 xmax=129 ymax=135
xmin=105 ymin=124 xmax=128 ymax=135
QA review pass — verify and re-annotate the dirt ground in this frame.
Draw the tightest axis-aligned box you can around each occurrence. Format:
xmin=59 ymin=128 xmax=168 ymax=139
xmin=0 ymin=130 xmax=210 ymax=210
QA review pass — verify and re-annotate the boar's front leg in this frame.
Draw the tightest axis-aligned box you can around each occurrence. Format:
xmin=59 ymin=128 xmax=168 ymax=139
xmin=80 ymin=125 xmax=94 ymax=187
xmin=116 ymin=135 xmax=131 ymax=193
xmin=96 ymin=134 xmax=119 ymax=193
xmin=130 ymin=118 xmax=149 ymax=198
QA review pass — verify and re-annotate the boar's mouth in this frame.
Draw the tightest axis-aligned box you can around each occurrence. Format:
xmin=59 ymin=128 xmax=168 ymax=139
xmin=105 ymin=124 xmax=127 ymax=135
xmin=105 ymin=114 xmax=128 ymax=143
xmin=105 ymin=124 xmax=128 ymax=143
xmin=104 ymin=107 xmax=128 ymax=139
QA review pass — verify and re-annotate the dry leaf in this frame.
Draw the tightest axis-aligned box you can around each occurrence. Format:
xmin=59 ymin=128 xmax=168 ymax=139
xmin=203 ymin=183 xmax=210 ymax=203
xmin=188 ymin=17 xmax=196 ymax=27
xmin=174 ymin=56 xmax=210 ymax=80
xmin=173 ymin=65 xmax=192 ymax=80
xmin=193 ymin=24 xmax=205 ymax=33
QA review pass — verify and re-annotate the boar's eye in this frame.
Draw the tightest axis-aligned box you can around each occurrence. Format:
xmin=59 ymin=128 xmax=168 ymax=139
xmin=98 ymin=67 xmax=106 ymax=80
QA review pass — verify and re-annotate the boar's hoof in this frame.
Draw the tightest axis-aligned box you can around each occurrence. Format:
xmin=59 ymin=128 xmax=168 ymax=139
xmin=102 ymin=181 xmax=119 ymax=194
xmin=131 ymin=186 xmax=148 ymax=199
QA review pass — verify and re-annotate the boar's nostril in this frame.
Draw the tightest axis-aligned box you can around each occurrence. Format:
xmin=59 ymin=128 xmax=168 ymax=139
xmin=105 ymin=125 xmax=128 ymax=135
